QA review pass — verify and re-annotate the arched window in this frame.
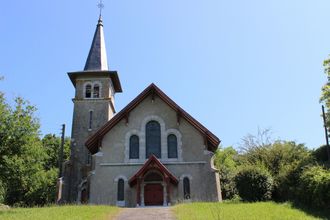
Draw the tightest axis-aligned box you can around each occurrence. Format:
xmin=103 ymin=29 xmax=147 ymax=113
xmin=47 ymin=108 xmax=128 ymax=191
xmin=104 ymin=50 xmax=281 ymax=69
xmin=93 ymin=84 xmax=100 ymax=98
xmin=117 ymin=179 xmax=124 ymax=201
xmin=167 ymin=134 xmax=178 ymax=158
xmin=146 ymin=121 xmax=161 ymax=158
xmin=129 ymin=135 xmax=139 ymax=159
xmin=183 ymin=177 xmax=191 ymax=200
xmin=85 ymin=84 xmax=92 ymax=98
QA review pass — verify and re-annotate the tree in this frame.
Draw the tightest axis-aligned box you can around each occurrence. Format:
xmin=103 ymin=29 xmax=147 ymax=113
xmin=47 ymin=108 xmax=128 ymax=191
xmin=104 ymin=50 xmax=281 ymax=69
xmin=0 ymin=92 xmax=57 ymax=206
xmin=297 ymin=165 xmax=330 ymax=209
xmin=238 ymin=130 xmax=312 ymax=201
xmin=234 ymin=166 xmax=273 ymax=201
xmin=214 ymin=146 xmax=239 ymax=199
xmin=321 ymin=56 xmax=330 ymax=127
xmin=42 ymin=134 xmax=70 ymax=171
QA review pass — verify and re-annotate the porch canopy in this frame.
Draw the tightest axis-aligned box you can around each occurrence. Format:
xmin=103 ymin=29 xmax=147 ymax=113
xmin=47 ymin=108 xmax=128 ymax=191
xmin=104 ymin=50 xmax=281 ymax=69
xmin=129 ymin=155 xmax=179 ymax=206
xmin=129 ymin=155 xmax=179 ymax=187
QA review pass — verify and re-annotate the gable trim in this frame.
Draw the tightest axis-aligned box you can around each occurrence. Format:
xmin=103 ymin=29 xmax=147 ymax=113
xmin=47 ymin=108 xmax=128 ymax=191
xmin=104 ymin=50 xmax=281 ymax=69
xmin=128 ymin=155 xmax=179 ymax=187
xmin=85 ymin=83 xmax=220 ymax=154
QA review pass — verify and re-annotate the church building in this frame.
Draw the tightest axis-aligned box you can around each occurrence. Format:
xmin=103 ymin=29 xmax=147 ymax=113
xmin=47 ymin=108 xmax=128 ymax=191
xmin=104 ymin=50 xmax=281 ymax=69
xmin=61 ymin=14 xmax=222 ymax=207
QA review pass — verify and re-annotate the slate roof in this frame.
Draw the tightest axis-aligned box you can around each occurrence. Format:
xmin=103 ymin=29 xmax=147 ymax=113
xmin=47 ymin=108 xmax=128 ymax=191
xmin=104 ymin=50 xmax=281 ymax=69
xmin=67 ymin=16 xmax=122 ymax=93
xmin=84 ymin=16 xmax=109 ymax=71
xmin=85 ymin=83 xmax=221 ymax=154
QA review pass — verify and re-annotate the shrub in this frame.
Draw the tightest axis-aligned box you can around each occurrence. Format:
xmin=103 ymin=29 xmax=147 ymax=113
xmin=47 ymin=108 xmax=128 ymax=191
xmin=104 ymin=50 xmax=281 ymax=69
xmin=235 ymin=166 xmax=273 ymax=201
xmin=214 ymin=147 xmax=239 ymax=199
xmin=297 ymin=166 xmax=330 ymax=209
xmin=0 ymin=179 xmax=5 ymax=204
xmin=219 ymin=166 xmax=238 ymax=200
xmin=312 ymin=145 xmax=329 ymax=163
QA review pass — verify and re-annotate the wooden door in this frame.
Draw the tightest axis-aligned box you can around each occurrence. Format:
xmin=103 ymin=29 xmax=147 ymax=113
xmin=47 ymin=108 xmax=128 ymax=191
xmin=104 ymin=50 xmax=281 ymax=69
xmin=144 ymin=184 xmax=163 ymax=206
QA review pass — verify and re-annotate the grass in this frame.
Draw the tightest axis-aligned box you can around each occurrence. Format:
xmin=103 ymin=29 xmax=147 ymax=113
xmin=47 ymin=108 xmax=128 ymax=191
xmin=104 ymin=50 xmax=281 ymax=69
xmin=0 ymin=205 xmax=120 ymax=220
xmin=173 ymin=202 xmax=326 ymax=220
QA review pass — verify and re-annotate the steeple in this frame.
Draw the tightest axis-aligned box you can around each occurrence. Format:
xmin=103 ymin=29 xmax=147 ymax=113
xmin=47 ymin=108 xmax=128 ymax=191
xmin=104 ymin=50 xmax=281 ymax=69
xmin=84 ymin=15 xmax=109 ymax=71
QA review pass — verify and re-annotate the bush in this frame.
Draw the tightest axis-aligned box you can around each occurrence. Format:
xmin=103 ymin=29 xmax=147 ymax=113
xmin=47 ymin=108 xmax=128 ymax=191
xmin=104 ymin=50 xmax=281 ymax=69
xmin=214 ymin=147 xmax=239 ymax=199
xmin=235 ymin=166 xmax=273 ymax=201
xmin=219 ymin=166 xmax=238 ymax=200
xmin=0 ymin=179 xmax=5 ymax=204
xmin=297 ymin=166 xmax=330 ymax=209
xmin=312 ymin=145 xmax=329 ymax=163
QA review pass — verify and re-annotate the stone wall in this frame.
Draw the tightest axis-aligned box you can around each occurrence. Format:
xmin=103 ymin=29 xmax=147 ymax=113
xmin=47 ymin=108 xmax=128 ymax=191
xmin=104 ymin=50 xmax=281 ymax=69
xmin=89 ymin=93 xmax=221 ymax=206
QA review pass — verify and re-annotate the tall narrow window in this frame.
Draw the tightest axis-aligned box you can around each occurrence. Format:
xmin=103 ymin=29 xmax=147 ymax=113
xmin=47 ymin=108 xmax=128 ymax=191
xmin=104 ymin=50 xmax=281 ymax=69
xmin=146 ymin=121 xmax=161 ymax=158
xmin=89 ymin=111 xmax=93 ymax=130
xmin=85 ymin=84 xmax=92 ymax=98
xmin=117 ymin=179 xmax=125 ymax=201
xmin=129 ymin=135 xmax=139 ymax=159
xmin=167 ymin=134 xmax=178 ymax=158
xmin=87 ymin=152 xmax=92 ymax=165
xmin=183 ymin=177 xmax=191 ymax=200
xmin=93 ymin=84 xmax=100 ymax=98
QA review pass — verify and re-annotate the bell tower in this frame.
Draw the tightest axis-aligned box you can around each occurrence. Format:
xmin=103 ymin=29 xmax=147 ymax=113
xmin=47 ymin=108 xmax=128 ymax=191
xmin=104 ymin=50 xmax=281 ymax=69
xmin=62 ymin=15 xmax=122 ymax=203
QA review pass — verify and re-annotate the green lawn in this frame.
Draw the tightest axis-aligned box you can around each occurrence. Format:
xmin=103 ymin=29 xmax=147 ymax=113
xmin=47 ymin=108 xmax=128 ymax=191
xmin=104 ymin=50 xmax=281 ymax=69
xmin=173 ymin=202 xmax=324 ymax=220
xmin=0 ymin=205 xmax=119 ymax=220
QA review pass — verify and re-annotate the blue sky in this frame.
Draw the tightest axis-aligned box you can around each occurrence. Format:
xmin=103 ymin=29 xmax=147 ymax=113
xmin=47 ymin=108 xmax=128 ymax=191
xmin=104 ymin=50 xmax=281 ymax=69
xmin=1 ymin=0 xmax=330 ymax=149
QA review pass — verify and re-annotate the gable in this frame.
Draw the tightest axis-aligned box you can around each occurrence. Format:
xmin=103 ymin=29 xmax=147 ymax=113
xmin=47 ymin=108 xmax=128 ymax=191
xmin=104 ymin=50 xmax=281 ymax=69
xmin=129 ymin=155 xmax=179 ymax=186
xmin=85 ymin=83 xmax=220 ymax=154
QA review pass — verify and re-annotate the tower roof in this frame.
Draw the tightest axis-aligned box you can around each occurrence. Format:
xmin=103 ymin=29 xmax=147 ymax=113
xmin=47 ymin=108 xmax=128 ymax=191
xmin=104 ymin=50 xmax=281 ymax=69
xmin=68 ymin=14 xmax=122 ymax=93
xmin=84 ymin=16 xmax=109 ymax=71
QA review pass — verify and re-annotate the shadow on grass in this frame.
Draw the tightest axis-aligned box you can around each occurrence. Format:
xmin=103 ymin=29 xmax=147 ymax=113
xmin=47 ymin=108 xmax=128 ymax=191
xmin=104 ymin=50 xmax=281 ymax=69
xmin=289 ymin=202 xmax=330 ymax=220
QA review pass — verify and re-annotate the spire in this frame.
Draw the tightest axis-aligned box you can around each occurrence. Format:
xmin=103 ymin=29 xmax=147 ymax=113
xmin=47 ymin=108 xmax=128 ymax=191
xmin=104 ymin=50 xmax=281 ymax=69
xmin=84 ymin=15 xmax=109 ymax=71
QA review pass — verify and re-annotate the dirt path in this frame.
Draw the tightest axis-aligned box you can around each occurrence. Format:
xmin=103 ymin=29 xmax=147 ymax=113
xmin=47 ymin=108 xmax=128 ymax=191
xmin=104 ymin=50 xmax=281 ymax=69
xmin=113 ymin=207 xmax=176 ymax=220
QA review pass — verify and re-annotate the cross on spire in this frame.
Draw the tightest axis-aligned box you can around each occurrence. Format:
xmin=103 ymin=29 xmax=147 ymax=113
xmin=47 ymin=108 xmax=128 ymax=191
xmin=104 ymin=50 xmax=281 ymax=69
xmin=97 ymin=0 xmax=105 ymax=17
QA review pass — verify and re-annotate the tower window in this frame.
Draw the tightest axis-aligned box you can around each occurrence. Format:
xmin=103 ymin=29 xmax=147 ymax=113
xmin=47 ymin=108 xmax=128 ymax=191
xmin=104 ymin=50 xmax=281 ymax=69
xmin=89 ymin=110 xmax=93 ymax=130
xmin=93 ymin=84 xmax=100 ymax=98
xmin=87 ymin=152 xmax=92 ymax=165
xmin=84 ymin=82 xmax=101 ymax=99
xmin=167 ymin=134 xmax=178 ymax=158
xmin=85 ymin=84 xmax=92 ymax=98
xmin=129 ymin=135 xmax=139 ymax=159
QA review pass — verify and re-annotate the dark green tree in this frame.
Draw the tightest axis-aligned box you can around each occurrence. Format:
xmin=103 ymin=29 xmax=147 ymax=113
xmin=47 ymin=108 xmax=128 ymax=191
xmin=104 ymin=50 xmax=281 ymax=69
xmin=320 ymin=56 xmax=330 ymax=127
xmin=42 ymin=134 xmax=70 ymax=171
xmin=0 ymin=90 xmax=57 ymax=206
xmin=238 ymin=130 xmax=312 ymax=201
xmin=234 ymin=166 xmax=273 ymax=201
xmin=214 ymin=146 xmax=239 ymax=199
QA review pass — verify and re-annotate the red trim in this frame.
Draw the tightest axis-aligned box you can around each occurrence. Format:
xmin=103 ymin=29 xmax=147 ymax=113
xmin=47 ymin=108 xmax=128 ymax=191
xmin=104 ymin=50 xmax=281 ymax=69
xmin=128 ymin=155 xmax=179 ymax=187
xmin=85 ymin=83 xmax=221 ymax=154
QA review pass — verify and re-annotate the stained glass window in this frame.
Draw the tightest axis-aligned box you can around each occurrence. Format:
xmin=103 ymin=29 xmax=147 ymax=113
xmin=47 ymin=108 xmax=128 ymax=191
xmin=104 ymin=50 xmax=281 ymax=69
xmin=129 ymin=135 xmax=139 ymax=159
xmin=167 ymin=134 xmax=178 ymax=158
xmin=146 ymin=121 xmax=161 ymax=158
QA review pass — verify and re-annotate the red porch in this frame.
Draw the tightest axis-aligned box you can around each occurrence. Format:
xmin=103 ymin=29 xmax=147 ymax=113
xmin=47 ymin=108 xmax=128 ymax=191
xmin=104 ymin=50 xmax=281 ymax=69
xmin=129 ymin=155 xmax=179 ymax=206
